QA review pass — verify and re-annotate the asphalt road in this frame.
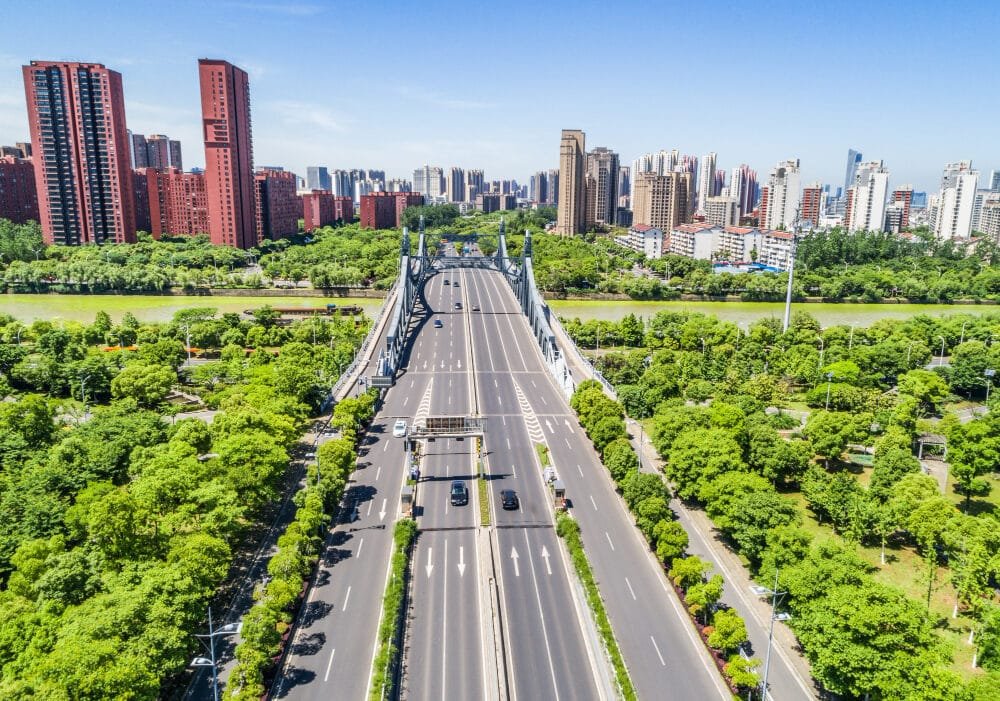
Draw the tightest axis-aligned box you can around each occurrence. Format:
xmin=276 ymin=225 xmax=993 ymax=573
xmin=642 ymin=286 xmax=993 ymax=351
xmin=465 ymin=267 xmax=731 ymax=701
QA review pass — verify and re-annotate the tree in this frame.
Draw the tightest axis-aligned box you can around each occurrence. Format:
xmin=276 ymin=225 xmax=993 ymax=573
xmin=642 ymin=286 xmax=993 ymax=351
xmin=602 ymin=438 xmax=639 ymax=483
xmin=686 ymin=574 xmax=723 ymax=624
xmin=897 ymin=369 xmax=950 ymax=413
xmin=947 ymin=415 xmax=1000 ymax=510
xmin=803 ymin=410 xmax=852 ymax=465
xmin=653 ymin=519 xmax=688 ymax=564
xmin=723 ymin=654 xmax=760 ymax=692
xmin=669 ymin=555 xmax=711 ymax=592
xmin=667 ymin=428 xmax=746 ymax=501
xmin=747 ymin=422 xmax=810 ymax=484
xmin=707 ymin=608 xmax=748 ymax=655
xmin=110 ymin=362 xmax=175 ymax=407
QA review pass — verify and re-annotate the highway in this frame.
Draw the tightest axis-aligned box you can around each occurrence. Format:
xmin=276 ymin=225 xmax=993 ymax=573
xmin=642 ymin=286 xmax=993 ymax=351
xmin=276 ymin=248 xmax=728 ymax=700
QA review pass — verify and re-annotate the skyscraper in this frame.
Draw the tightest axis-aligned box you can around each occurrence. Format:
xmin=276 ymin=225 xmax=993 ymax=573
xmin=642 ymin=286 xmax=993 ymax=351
xmin=585 ymin=147 xmax=619 ymax=227
xmin=530 ymin=171 xmax=547 ymax=204
xmin=413 ymin=165 xmax=445 ymax=198
xmin=800 ymin=182 xmax=824 ymax=228
xmin=0 ymin=155 xmax=39 ymax=225
xmin=760 ymin=159 xmax=800 ymax=230
xmin=306 ymin=166 xmax=331 ymax=191
xmin=556 ymin=129 xmax=586 ymax=235
xmin=255 ymin=168 xmax=299 ymax=240
xmin=697 ymin=152 xmax=717 ymax=214
xmin=131 ymin=132 xmax=149 ymax=169
xmin=199 ymin=59 xmax=256 ymax=249
xmin=845 ymin=161 xmax=890 ymax=232
xmin=844 ymin=148 xmax=863 ymax=196
xmin=892 ymin=186 xmax=914 ymax=230
xmin=22 ymin=60 xmax=135 ymax=245
xmin=728 ymin=164 xmax=758 ymax=218
xmin=933 ymin=161 xmax=979 ymax=239
xmin=989 ymin=170 xmax=1000 ymax=193
xmin=446 ymin=167 xmax=465 ymax=202
xmin=632 ymin=172 xmax=691 ymax=231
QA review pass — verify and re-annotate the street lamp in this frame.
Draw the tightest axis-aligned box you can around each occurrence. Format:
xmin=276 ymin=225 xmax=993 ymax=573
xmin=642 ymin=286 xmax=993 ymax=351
xmin=781 ymin=211 xmax=802 ymax=333
xmin=750 ymin=570 xmax=789 ymax=701
xmin=817 ymin=336 xmax=825 ymax=369
xmin=985 ymin=369 xmax=995 ymax=404
xmin=824 ymin=372 xmax=834 ymax=411
xmin=183 ymin=323 xmax=192 ymax=367
xmin=906 ymin=340 xmax=918 ymax=367
xmin=848 ymin=324 xmax=855 ymax=350
xmin=960 ymin=321 xmax=968 ymax=345
xmin=938 ymin=336 xmax=947 ymax=367
xmin=80 ymin=373 xmax=93 ymax=419
xmin=190 ymin=607 xmax=242 ymax=701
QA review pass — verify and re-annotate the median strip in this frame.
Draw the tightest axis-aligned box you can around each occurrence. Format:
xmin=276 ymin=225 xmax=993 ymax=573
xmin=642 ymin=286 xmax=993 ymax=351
xmin=556 ymin=512 xmax=637 ymax=701
xmin=368 ymin=519 xmax=418 ymax=701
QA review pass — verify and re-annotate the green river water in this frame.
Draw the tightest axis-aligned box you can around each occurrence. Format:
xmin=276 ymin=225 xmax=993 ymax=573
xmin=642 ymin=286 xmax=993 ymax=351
xmin=0 ymin=293 xmax=995 ymax=328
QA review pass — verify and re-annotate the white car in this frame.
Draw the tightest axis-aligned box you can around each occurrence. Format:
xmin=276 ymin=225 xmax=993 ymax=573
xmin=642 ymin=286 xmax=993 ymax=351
xmin=393 ymin=420 xmax=407 ymax=437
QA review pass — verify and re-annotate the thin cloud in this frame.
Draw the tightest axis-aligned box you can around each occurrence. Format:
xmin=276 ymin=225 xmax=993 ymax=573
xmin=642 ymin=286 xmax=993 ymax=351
xmin=266 ymin=100 xmax=348 ymax=132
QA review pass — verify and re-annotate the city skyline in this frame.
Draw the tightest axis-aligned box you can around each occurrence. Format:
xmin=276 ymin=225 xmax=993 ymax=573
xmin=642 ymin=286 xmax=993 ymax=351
xmin=1 ymin=1 xmax=998 ymax=192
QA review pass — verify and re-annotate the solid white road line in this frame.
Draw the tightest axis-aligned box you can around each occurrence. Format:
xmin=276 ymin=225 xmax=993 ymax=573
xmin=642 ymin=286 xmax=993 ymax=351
xmin=523 ymin=530 xmax=560 ymax=700
xmin=442 ymin=538 xmax=449 ymax=701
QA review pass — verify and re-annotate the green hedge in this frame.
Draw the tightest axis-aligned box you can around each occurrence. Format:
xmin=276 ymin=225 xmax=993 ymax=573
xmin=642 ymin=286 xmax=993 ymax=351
xmin=368 ymin=519 xmax=417 ymax=700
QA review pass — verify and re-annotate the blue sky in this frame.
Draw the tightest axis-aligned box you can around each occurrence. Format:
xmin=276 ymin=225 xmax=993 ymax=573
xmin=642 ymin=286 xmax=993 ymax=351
xmin=1 ymin=0 xmax=998 ymax=193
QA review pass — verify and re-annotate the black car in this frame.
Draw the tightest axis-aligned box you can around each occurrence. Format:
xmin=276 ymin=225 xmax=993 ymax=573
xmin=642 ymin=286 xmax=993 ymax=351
xmin=471 ymin=304 xmax=480 ymax=311
xmin=500 ymin=489 xmax=519 ymax=510
xmin=450 ymin=480 xmax=468 ymax=506
xmin=454 ymin=302 xmax=462 ymax=310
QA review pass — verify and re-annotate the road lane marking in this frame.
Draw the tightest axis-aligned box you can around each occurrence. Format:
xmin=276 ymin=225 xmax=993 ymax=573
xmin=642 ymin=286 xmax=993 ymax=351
xmin=425 ymin=547 xmax=434 ymax=577
xmin=383 ymin=441 xmax=388 ymax=452
xmin=651 ymin=636 xmax=666 ymax=666
xmin=342 ymin=585 xmax=351 ymax=611
xmin=540 ymin=545 xmax=552 ymax=575
xmin=375 ymin=466 xmax=382 ymax=481
xmin=605 ymin=531 xmax=615 ymax=551
xmin=576 ymin=464 xmax=583 ymax=476
xmin=625 ymin=577 xmax=636 ymax=601
xmin=442 ymin=538 xmax=449 ymax=701
xmin=511 ymin=464 xmax=517 ymax=478
xmin=379 ymin=499 xmax=387 ymax=521
xmin=590 ymin=495 xmax=598 ymax=510
xmin=323 ymin=648 xmax=336 ymax=682
xmin=457 ymin=545 xmax=466 ymax=576
xmin=540 ymin=394 xmax=547 ymax=405
xmin=403 ymin=396 xmax=409 ymax=406
xmin=564 ymin=437 xmax=572 ymax=448
xmin=367 ymin=500 xmax=374 ymax=516
xmin=563 ymin=418 xmax=576 ymax=433
xmin=506 ymin=438 xmax=511 ymax=450
xmin=523 ymin=530 xmax=560 ymax=700
xmin=510 ymin=546 xmax=520 ymax=577
xmin=531 ymin=379 xmax=537 ymax=388
xmin=356 ymin=538 xmax=364 ymax=560
xmin=494 ymin=378 xmax=498 ymax=388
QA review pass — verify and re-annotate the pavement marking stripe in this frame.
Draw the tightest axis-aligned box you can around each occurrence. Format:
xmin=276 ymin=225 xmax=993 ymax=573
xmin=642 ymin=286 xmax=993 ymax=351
xmin=323 ymin=648 xmax=336 ymax=682
xmin=375 ymin=466 xmax=382 ymax=481
xmin=625 ymin=576 xmax=637 ymax=601
xmin=590 ymin=495 xmax=598 ymax=511
xmin=605 ymin=531 xmax=615 ymax=551
xmin=651 ymin=636 xmax=666 ymax=667
xmin=342 ymin=585 xmax=352 ymax=611
xmin=356 ymin=538 xmax=364 ymax=560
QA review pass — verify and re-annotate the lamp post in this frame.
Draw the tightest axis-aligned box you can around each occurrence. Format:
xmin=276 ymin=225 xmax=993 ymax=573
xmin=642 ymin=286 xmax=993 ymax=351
xmin=824 ymin=372 xmax=834 ymax=411
xmin=781 ymin=211 xmax=802 ymax=334
xmin=906 ymin=340 xmax=917 ymax=367
xmin=817 ymin=336 xmax=825 ymax=369
xmin=80 ymin=373 xmax=92 ymax=419
xmin=190 ymin=607 xmax=241 ymax=701
xmin=15 ymin=327 xmax=23 ymax=345
xmin=848 ymin=324 xmax=855 ymax=350
xmin=960 ymin=321 xmax=967 ymax=345
xmin=700 ymin=337 xmax=707 ymax=355
xmin=750 ymin=571 xmax=789 ymax=701
xmin=985 ymin=369 xmax=995 ymax=405
xmin=183 ymin=323 xmax=192 ymax=367
xmin=938 ymin=336 xmax=946 ymax=366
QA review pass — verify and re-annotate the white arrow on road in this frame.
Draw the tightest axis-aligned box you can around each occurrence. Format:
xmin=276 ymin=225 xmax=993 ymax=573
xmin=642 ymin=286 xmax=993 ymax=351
xmin=457 ymin=546 xmax=466 ymax=577
xmin=457 ymin=360 xmax=462 ymax=369
xmin=540 ymin=545 xmax=552 ymax=575
xmin=545 ymin=419 xmax=555 ymax=434
xmin=510 ymin=546 xmax=520 ymax=577
xmin=425 ymin=547 xmax=434 ymax=578
xmin=378 ymin=498 xmax=387 ymax=522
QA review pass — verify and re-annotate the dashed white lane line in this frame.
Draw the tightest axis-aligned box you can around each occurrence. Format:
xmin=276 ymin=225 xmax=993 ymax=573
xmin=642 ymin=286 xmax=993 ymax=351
xmin=590 ymin=495 xmax=598 ymax=510
xmin=323 ymin=648 xmax=336 ymax=682
xmin=367 ymin=500 xmax=374 ymax=516
xmin=605 ymin=532 xmax=615 ymax=551
xmin=383 ymin=441 xmax=388 ymax=452
xmin=375 ymin=466 xmax=382 ymax=481
xmin=651 ymin=636 xmax=666 ymax=666
xmin=342 ymin=585 xmax=352 ymax=611
xmin=356 ymin=538 xmax=364 ymax=559
xmin=576 ymin=464 xmax=583 ymax=476
xmin=625 ymin=577 xmax=637 ymax=600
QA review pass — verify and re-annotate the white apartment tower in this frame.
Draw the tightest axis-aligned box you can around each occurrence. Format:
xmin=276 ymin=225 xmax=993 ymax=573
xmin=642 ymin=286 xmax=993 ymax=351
xmin=933 ymin=161 xmax=979 ymax=239
xmin=762 ymin=159 xmax=801 ymax=230
xmin=845 ymin=160 xmax=890 ymax=232
xmin=697 ymin=152 xmax=717 ymax=214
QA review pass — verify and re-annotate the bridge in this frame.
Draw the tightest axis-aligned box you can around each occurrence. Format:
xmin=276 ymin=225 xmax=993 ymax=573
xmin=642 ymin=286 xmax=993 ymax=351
xmin=247 ymin=217 xmax=811 ymax=701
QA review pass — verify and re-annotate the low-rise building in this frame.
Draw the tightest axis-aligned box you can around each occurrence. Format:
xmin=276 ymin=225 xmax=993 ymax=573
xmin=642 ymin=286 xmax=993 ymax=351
xmin=615 ymin=224 xmax=664 ymax=258
xmin=360 ymin=191 xmax=422 ymax=230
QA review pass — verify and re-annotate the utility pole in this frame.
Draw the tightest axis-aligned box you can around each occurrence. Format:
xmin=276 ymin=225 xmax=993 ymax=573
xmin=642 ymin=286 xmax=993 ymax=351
xmin=782 ymin=209 xmax=802 ymax=334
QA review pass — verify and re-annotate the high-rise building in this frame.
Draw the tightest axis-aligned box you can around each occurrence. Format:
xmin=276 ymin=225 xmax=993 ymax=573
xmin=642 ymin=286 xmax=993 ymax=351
xmin=585 ymin=147 xmax=619 ymax=227
xmin=302 ymin=190 xmax=353 ymax=232
xmin=800 ymin=182 xmax=824 ymax=228
xmin=147 ymin=134 xmax=171 ymax=170
xmin=386 ymin=178 xmax=411 ymax=193
xmin=133 ymin=170 xmax=151 ymax=233
xmin=14 ymin=142 xmax=31 ymax=159
xmin=704 ymin=195 xmax=738 ymax=228
xmin=169 ymin=139 xmax=183 ymax=172
xmin=22 ymin=60 xmax=135 ymax=244
xmin=0 ymin=156 xmax=39 ymax=224
xmin=697 ymin=152 xmax=717 ymax=214
xmin=891 ymin=185 xmax=914 ymax=230
xmin=980 ymin=200 xmax=1000 ymax=243
xmin=255 ymin=168 xmax=299 ymax=240
xmin=632 ymin=171 xmax=691 ymax=231
xmin=844 ymin=148 xmax=863 ymax=195
xmin=971 ymin=189 xmax=998 ymax=234
xmin=546 ymin=169 xmax=559 ymax=206
xmin=652 ymin=149 xmax=679 ymax=175
xmin=845 ymin=161 xmax=889 ymax=232
xmin=617 ymin=166 xmax=630 ymax=209
xmin=131 ymin=132 xmax=149 ymax=169
xmin=306 ymin=166 xmax=331 ymax=191
xmin=530 ymin=171 xmax=547 ymax=204
xmin=413 ymin=165 xmax=445 ymax=198
xmin=464 ymin=169 xmax=485 ymax=203
xmin=140 ymin=167 xmax=209 ymax=238
xmin=199 ymin=59 xmax=256 ymax=249
xmin=446 ymin=167 xmax=465 ymax=203
xmin=933 ymin=161 xmax=979 ymax=240
xmin=760 ymin=159 xmax=800 ymax=231
xmin=727 ymin=164 xmax=758 ymax=217
xmin=989 ymin=170 xmax=1000 ymax=193
xmin=556 ymin=129 xmax=586 ymax=235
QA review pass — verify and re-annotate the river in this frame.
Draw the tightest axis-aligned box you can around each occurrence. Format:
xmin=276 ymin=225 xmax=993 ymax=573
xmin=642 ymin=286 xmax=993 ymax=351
xmin=0 ymin=293 xmax=994 ymax=328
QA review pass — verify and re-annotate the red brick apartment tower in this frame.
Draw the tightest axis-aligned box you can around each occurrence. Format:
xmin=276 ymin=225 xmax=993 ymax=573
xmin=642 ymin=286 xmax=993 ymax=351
xmin=0 ymin=156 xmax=39 ymax=224
xmin=892 ymin=185 xmax=913 ymax=229
xmin=22 ymin=61 xmax=135 ymax=244
xmin=801 ymin=182 xmax=823 ymax=227
xmin=254 ymin=168 xmax=299 ymax=240
xmin=199 ymin=59 xmax=256 ymax=249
